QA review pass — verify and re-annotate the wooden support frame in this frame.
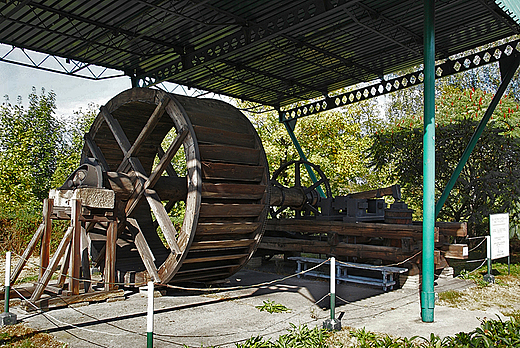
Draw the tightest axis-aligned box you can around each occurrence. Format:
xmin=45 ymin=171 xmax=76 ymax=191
xmin=104 ymin=220 xmax=117 ymax=291
xmin=70 ymin=199 xmax=82 ymax=295
xmin=58 ymin=242 xmax=71 ymax=288
xmin=30 ymin=227 xmax=73 ymax=302
xmin=10 ymin=223 xmax=44 ymax=285
xmin=40 ymin=199 xmax=54 ymax=279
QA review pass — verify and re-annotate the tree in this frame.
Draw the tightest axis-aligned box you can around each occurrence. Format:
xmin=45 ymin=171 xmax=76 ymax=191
xmin=370 ymin=84 xmax=520 ymax=235
xmin=242 ymin=100 xmax=386 ymax=196
xmin=0 ymin=88 xmax=60 ymax=211
xmin=51 ymin=103 xmax=97 ymax=189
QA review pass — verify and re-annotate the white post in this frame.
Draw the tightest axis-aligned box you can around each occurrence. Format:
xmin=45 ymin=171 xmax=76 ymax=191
xmin=147 ymin=281 xmax=154 ymax=347
xmin=4 ymin=252 xmax=11 ymax=313
xmin=323 ymin=256 xmax=341 ymax=330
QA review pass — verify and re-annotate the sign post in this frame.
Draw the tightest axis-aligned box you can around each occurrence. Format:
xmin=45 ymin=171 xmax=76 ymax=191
xmin=486 ymin=213 xmax=510 ymax=283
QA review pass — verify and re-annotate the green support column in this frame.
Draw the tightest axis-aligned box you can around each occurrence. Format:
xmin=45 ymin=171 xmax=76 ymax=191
xmin=422 ymin=0 xmax=436 ymax=323
xmin=283 ymin=118 xmax=326 ymax=198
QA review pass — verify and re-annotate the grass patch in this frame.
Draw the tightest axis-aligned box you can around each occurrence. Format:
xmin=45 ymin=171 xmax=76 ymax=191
xmin=328 ymin=316 xmax=520 ymax=347
xmin=0 ymin=324 xmax=66 ymax=347
xmin=255 ymin=299 xmax=291 ymax=313
xmin=14 ymin=274 xmax=39 ymax=285
xmin=237 ymin=324 xmax=328 ymax=347
xmin=438 ymin=290 xmax=464 ymax=305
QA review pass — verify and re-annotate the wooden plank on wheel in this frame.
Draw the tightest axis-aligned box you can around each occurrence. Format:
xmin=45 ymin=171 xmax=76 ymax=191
xmin=199 ymin=144 xmax=260 ymax=165
xmin=202 ymin=183 xmax=266 ymax=200
xmin=201 ymin=162 xmax=265 ymax=182
xmin=199 ymin=203 xmax=265 ymax=218
xmin=193 ymin=125 xmax=255 ymax=148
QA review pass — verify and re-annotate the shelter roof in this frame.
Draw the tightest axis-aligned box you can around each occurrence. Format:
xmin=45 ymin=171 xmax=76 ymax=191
xmin=1 ymin=0 xmax=519 ymax=107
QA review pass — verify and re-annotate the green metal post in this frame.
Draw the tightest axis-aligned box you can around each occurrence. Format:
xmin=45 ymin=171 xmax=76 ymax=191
xmin=435 ymin=54 xmax=520 ymax=218
xmin=422 ymin=0 xmax=436 ymax=323
xmin=283 ymin=119 xmax=326 ymax=198
xmin=330 ymin=257 xmax=335 ymax=320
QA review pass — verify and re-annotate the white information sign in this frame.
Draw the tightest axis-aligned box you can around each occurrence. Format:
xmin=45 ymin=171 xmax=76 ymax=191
xmin=489 ymin=213 xmax=510 ymax=260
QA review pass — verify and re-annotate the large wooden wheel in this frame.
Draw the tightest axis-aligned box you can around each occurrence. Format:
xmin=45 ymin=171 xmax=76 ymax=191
xmin=84 ymin=88 xmax=269 ymax=284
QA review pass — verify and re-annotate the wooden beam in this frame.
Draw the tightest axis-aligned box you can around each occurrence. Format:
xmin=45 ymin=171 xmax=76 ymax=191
xmin=26 ymin=289 xmax=125 ymax=312
xmin=84 ymin=133 xmax=110 ymax=172
xmin=40 ymin=199 xmax=53 ymax=279
xmin=11 ymin=223 xmax=44 ymax=284
xmin=100 ymin=106 xmax=132 ymax=154
xmin=157 ymin=146 xmax=178 ymax=178
xmin=116 ymin=97 xmax=170 ymax=172
xmin=70 ymin=199 xmax=81 ymax=295
xmin=57 ymin=242 xmax=71 ymax=288
xmin=30 ymin=227 xmax=73 ymax=302
xmin=147 ymin=127 xmax=187 ymax=188
xmin=259 ymin=236 xmax=411 ymax=262
xmin=104 ymin=220 xmax=117 ymax=291
xmin=266 ymin=219 xmax=438 ymax=241
xmin=80 ymin=226 xmax=91 ymax=292
xmin=145 ymin=189 xmax=181 ymax=254
xmin=127 ymin=218 xmax=161 ymax=282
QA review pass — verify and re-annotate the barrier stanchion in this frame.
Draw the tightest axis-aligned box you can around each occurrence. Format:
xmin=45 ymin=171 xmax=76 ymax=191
xmin=323 ymin=257 xmax=341 ymax=331
xmin=147 ymin=281 xmax=154 ymax=347
xmin=1 ymin=251 xmax=17 ymax=326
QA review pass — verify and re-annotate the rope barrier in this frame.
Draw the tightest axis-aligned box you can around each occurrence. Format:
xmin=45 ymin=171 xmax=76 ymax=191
xmin=469 ymin=237 xmax=487 ymax=252
xmin=336 ymin=250 xmax=422 ymax=269
xmin=12 ymin=252 xmax=330 ymax=292
xmin=12 ymin=287 xmax=122 ymax=336
xmin=158 ymin=258 xmax=331 ymax=292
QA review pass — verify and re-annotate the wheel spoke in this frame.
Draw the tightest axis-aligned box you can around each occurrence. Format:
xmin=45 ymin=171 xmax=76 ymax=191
xmin=157 ymin=146 xmax=179 ymax=178
xmin=295 ymin=162 xmax=301 ymax=187
xmin=117 ymin=97 xmax=170 ymax=171
xmin=304 ymin=202 xmax=319 ymax=215
xmin=304 ymin=178 xmax=325 ymax=194
xmin=274 ymin=205 xmax=288 ymax=216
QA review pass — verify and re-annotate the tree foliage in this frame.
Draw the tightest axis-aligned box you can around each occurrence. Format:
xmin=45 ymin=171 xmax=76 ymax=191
xmin=371 ymin=84 xmax=520 ymax=235
xmin=243 ymin=100 xmax=386 ymax=196
xmin=0 ymin=88 xmax=60 ymax=211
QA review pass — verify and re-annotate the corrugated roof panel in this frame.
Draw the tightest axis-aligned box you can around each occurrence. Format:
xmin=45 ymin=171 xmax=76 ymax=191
xmin=1 ymin=0 xmax=517 ymax=106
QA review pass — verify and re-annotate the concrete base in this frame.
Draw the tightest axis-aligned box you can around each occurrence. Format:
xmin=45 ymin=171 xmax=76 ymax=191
xmin=0 ymin=312 xmax=17 ymax=326
xmin=323 ymin=318 xmax=341 ymax=331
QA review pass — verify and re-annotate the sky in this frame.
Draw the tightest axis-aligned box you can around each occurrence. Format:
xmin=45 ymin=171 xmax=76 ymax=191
xmin=0 ymin=51 xmax=131 ymax=119
xmin=0 ymin=44 xmax=218 ymax=120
